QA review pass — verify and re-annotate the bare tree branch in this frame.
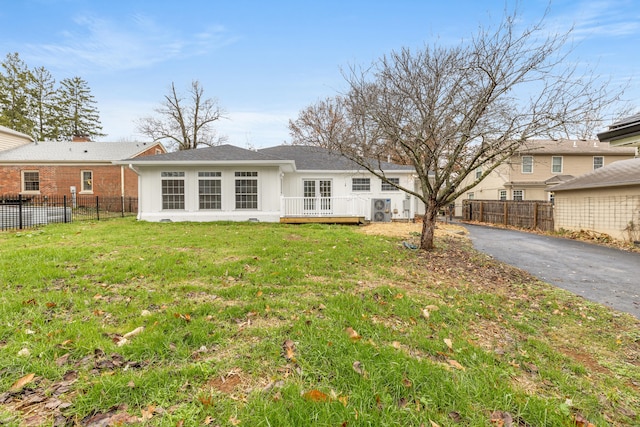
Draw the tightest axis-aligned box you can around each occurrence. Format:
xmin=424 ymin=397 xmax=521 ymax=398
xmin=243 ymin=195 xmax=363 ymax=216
xmin=289 ymin=8 xmax=625 ymax=250
xmin=137 ymin=80 xmax=227 ymax=151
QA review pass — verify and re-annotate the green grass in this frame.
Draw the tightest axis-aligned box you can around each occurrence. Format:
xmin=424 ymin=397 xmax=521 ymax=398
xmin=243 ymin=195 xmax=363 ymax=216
xmin=0 ymin=218 xmax=638 ymax=426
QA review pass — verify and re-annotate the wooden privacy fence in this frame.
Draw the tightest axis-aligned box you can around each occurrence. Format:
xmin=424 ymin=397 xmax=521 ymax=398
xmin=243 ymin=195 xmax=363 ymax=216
xmin=462 ymin=200 xmax=554 ymax=232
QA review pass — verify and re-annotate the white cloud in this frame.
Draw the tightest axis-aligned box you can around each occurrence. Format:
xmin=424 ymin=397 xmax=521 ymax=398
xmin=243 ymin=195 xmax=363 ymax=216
xmin=25 ymin=13 xmax=237 ymax=73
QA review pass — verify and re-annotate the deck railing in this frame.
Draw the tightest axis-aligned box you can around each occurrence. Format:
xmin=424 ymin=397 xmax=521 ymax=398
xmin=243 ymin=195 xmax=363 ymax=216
xmin=281 ymin=196 xmax=368 ymax=218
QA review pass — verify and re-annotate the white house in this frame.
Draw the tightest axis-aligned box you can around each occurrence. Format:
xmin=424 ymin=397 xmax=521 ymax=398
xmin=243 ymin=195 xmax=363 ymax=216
xmin=116 ymin=144 xmax=417 ymax=223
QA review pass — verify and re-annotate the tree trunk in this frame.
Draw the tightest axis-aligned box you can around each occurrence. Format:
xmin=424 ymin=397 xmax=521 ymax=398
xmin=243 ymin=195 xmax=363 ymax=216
xmin=420 ymin=200 xmax=440 ymax=250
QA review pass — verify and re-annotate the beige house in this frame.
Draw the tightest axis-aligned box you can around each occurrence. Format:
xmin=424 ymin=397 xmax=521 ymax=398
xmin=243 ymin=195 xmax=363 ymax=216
xmin=550 ymin=115 xmax=640 ymax=242
xmin=0 ymin=125 xmax=33 ymax=151
xmin=454 ymin=139 xmax=636 ymax=216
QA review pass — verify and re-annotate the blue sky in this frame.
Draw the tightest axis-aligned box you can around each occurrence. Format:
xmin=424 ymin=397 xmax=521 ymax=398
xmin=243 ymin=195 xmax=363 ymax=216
xmin=1 ymin=0 xmax=639 ymax=147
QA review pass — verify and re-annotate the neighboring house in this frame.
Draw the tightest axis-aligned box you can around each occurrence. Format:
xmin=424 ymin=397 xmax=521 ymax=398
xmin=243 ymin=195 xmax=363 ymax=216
xmin=549 ymin=114 xmax=640 ymax=242
xmin=0 ymin=139 xmax=166 ymax=198
xmin=551 ymin=158 xmax=640 ymax=241
xmin=454 ymin=139 xmax=636 ymax=216
xmin=0 ymin=125 xmax=34 ymax=152
xmin=116 ymin=144 xmax=416 ymax=223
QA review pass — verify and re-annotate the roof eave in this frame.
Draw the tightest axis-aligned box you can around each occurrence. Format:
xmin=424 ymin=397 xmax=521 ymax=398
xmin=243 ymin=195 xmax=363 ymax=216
xmin=597 ymin=123 xmax=640 ymax=143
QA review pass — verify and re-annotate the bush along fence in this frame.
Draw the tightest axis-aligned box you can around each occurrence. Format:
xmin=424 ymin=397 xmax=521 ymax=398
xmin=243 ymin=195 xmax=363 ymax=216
xmin=1 ymin=194 xmax=138 ymax=231
xmin=462 ymin=200 xmax=554 ymax=232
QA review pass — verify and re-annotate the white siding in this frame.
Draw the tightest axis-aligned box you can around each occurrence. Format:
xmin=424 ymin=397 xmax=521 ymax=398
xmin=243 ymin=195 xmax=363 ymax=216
xmin=136 ymin=165 xmax=282 ymax=222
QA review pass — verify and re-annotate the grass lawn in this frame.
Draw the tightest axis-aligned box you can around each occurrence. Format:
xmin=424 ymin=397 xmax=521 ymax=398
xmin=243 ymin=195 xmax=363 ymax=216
xmin=0 ymin=219 xmax=638 ymax=426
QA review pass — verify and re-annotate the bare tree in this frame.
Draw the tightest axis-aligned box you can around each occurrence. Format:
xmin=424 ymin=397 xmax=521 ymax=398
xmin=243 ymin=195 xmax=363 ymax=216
xmin=289 ymin=10 xmax=622 ymax=250
xmin=137 ymin=80 xmax=227 ymax=151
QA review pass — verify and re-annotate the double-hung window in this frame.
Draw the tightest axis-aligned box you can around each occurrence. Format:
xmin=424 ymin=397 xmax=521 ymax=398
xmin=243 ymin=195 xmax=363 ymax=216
xmin=521 ymin=156 xmax=533 ymax=174
xmin=22 ymin=171 xmax=40 ymax=192
xmin=551 ymin=156 xmax=563 ymax=173
xmin=352 ymin=178 xmax=370 ymax=192
xmin=81 ymin=170 xmax=93 ymax=193
xmin=198 ymin=172 xmax=221 ymax=210
xmin=161 ymin=172 xmax=185 ymax=210
xmin=235 ymin=172 xmax=258 ymax=209
xmin=512 ymin=190 xmax=524 ymax=201
xmin=381 ymin=178 xmax=400 ymax=191
xmin=498 ymin=189 xmax=507 ymax=201
xmin=593 ymin=156 xmax=604 ymax=170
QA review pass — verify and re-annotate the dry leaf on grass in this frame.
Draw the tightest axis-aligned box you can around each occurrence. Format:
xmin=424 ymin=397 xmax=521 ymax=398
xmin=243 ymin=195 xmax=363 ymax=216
xmin=444 ymin=338 xmax=453 ymax=351
xmin=303 ymin=389 xmax=331 ymax=402
xmin=282 ymin=339 xmax=296 ymax=361
xmin=345 ymin=327 xmax=361 ymax=341
xmin=10 ymin=373 xmax=35 ymax=391
xmin=447 ymin=359 xmax=465 ymax=371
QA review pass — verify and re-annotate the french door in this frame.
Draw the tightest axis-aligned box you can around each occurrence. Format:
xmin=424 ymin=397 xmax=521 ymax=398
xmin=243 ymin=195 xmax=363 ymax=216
xmin=303 ymin=180 xmax=332 ymax=214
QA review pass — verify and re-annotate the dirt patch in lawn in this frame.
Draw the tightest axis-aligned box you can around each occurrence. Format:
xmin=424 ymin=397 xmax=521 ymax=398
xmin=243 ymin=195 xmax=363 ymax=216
xmin=357 ymin=221 xmax=467 ymax=239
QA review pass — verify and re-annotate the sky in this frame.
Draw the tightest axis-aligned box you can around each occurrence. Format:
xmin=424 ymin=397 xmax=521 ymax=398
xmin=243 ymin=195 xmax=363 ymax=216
xmin=1 ymin=0 xmax=639 ymax=148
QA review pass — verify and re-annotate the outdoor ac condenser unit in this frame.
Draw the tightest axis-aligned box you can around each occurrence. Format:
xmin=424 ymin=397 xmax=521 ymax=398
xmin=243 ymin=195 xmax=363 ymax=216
xmin=371 ymin=198 xmax=392 ymax=222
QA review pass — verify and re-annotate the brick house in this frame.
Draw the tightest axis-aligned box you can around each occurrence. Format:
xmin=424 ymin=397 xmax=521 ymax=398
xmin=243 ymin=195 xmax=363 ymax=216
xmin=0 ymin=138 xmax=166 ymax=198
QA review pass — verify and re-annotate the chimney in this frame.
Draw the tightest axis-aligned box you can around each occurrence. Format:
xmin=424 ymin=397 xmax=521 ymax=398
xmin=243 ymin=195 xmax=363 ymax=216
xmin=72 ymin=134 xmax=91 ymax=142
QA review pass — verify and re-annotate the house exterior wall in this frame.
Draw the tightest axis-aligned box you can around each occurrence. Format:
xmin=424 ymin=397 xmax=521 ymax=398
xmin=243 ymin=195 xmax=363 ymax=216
xmin=0 ymin=164 xmax=137 ymax=198
xmin=135 ymin=165 xmax=282 ymax=222
xmin=454 ymin=151 xmax=636 ymax=217
xmin=0 ymin=128 xmax=33 ymax=151
xmin=281 ymin=171 xmax=414 ymax=221
xmin=554 ymin=186 xmax=640 ymax=241
xmin=0 ymin=143 xmax=163 ymax=198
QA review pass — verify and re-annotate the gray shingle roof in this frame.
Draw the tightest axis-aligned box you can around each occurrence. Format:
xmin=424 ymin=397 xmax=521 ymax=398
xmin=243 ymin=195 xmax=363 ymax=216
xmin=259 ymin=145 xmax=415 ymax=171
xmin=122 ymin=144 xmax=415 ymax=172
xmin=516 ymin=139 xmax=636 ymax=155
xmin=550 ymin=158 xmax=640 ymax=191
xmin=597 ymin=113 xmax=640 ymax=143
xmin=0 ymin=140 xmax=161 ymax=162
xmin=128 ymin=144 xmax=281 ymax=162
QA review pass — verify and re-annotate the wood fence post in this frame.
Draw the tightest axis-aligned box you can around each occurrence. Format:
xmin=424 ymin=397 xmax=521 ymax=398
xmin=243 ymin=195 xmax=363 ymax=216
xmin=533 ymin=202 xmax=538 ymax=229
xmin=479 ymin=201 xmax=484 ymax=222
xmin=504 ymin=202 xmax=508 ymax=226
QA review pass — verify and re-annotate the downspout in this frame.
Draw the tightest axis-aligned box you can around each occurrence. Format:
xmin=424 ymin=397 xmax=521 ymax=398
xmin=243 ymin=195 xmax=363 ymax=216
xmin=120 ymin=165 xmax=125 ymax=197
xmin=127 ymin=164 xmax=142 ymax=220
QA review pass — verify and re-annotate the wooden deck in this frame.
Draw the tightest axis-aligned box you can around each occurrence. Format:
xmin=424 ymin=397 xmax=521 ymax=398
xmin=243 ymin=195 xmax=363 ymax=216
xmin=280 ymin=216 xmax=367 ymax=225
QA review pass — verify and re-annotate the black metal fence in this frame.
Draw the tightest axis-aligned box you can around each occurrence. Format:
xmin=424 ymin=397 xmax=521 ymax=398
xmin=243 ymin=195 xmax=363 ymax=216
xmin=1 ymin=194 xmax=138 ymax=231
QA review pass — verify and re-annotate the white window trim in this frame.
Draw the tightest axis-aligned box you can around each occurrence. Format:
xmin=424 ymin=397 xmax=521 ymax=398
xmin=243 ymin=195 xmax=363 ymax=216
xmin=521 ymin=156 xmax=533 ymax=174
xmin=161 ymin=171 xmax=186 ymax=210
xmin=198 ymin=171 xmax=222 ymax=211
xmin=512 ymin=189 xmax=524 ymax=201
xmin=551 ymin=156 xmax=563 ymax=174
xmin=234 ymin=171 xmax=259 ymax=210
xmin=80 ymin=170 xmax=93 ymax=194
xmin=593 ymin=156 xmax=604 ymax=170
xmin=381 ymin=177 xmax=400 ymax=192
xmin=352 ymin=177 xmax=371 ymax=192
xmin=21 ymin=170 xmax=40 ymax=194
xmin=498 ymin=189 xmax=507 ymax=201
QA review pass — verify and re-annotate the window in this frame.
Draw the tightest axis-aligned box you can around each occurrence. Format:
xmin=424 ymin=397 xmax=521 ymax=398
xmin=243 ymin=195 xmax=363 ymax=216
xmin=81 ymin=170 xmax=93 ymax=193
xmin=381 ymin=178 xmax=400 ymax=191
xmin=161 ymin=172 xmax=185 ymax=210
xmin=512 ymin=190 xmax=524 ymax=201
xmin=22 ymin=171 xmax=40 ymax=192
xmin=198 ymin=171 xmax=221 ymax=210
xmin=475 ymin=167 xmax=482 ymax=179
xmin=352 ymin=178 xmax=370 ymax=192
xmin=467 ymin=192 xmax=474 ymax=200
xmin=498 ymin=189 xmax=507 ymax=201
xmin=551 ymin=156 xmax=563 ymax=173
xmin=235 ymin=171 xmax=258 ymax=209
xmin=521 ymin=156 xmax=533 ymax=174
xmin=593 ymin=156 xmax=604 ymax=170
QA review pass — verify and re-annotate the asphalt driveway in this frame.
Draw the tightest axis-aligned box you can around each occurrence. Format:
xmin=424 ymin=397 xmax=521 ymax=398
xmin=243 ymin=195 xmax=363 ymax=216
xmin=461 ymin=224 xmax=640 ymax=319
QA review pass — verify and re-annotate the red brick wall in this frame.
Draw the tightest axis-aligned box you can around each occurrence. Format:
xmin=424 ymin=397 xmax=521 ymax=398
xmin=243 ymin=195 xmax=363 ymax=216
xmin=0 ymin=143 xmax=165 ymax=197
xmin=0 ymin=164 xmax=138 ymax=198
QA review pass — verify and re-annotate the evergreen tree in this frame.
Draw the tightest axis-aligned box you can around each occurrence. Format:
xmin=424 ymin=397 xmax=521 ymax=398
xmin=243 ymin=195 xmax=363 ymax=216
xmin=56 ymin=76 xmax=104 ymax=140
xmin=31 ymin=66 xmax=60 ymax=140
xmin=0 ymin=52 xmax=35 ymax=135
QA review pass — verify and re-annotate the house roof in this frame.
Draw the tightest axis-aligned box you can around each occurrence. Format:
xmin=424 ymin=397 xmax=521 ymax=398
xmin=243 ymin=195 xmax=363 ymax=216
xmin=119 ymin=144 xmax=415 ymax=173
xmin=259 ymin=145 xmax=415 ymax=171
xmin=550 ymin=158 xmax=640 ymax=192
xmin=515 ymin=139 xmax=636 ymax=155
xmin=0 ymin=125 xmax=34 ymax=142
xmin=0 ymin=140 xmax=163 ymax=162
xmin=597 ymin=113 xmax=640 ymax=145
